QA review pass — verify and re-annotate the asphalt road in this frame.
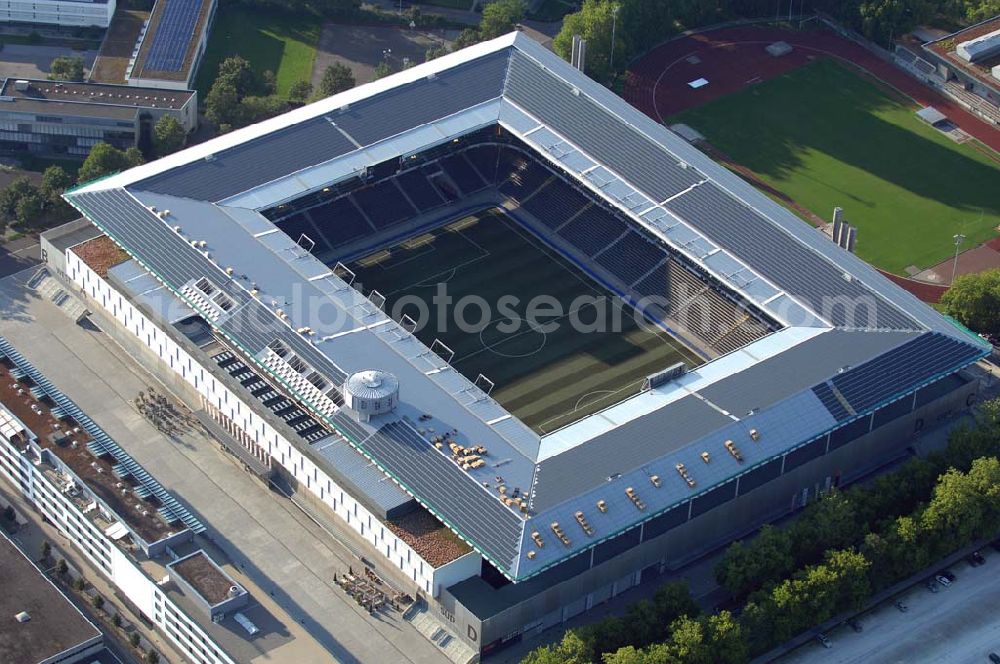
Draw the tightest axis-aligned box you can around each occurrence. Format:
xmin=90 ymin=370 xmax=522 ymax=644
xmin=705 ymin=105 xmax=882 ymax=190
xmin=781 ymin=549 xmax=1000 ymax=664
xmin=0 ymin=237 xmax=40 ymax=278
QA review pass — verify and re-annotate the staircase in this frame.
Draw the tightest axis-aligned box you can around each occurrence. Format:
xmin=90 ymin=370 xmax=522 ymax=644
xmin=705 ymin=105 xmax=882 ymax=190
xmin=31 ymin=269 xmax=89 ymax=322
xmin=406 ymin=603 xmax=478 ymax=664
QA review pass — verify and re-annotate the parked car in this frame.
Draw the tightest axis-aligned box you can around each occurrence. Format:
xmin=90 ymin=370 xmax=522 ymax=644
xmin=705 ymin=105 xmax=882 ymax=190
xmin=926 ymin=579 xmax=940 ymax=593
xmin=936 ymin=575 xmax=952 ymax=587
xmin=938 ymin=569 xmax=957 ymax=582
xmin=990 ymin=540 xmax=1000 ymax=553
xmin=847 ymin=618 xmax=863 ymax=633
xmin=817 ymin=633 xmax=832 ymax=649
xmin=988 ymin=653 xmax=1000 ymax=664
xmin=969 ymin=551 xmax=986 ymax=566
xmin=894 ymin=599 xmax=908 ymax=612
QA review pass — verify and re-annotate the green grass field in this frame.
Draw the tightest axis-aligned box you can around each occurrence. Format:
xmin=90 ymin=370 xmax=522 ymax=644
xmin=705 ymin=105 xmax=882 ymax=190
xmin=348 ymin=210 xmax=701 ymax=433
xmin=672 ymin=59 xmax=1000 ymax=274
xmin=194 ymin=9 xmax=320 ymax=100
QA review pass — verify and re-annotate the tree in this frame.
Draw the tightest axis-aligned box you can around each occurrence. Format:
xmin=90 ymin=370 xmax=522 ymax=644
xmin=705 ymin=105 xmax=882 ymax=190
xmin=152 ymin=115 xmax=185 ymax=157
xmin=41 ymin=165 xmax=73 ymax=205
xmin=373 ymin=61 xmax=393 ymax=80
xmin=146 ymin=650 xmax=160 ymax=664
xmin=0 ymin=177 xmax=42 ymax=229
xmin=715 ymin=525 xmax=795 ymax=599
xmin=2 ymin=505 xmax=14 ymax=522
xmin=14 ymin=190 xmax=44 ymax=226
xmin=704 ymin=610 xmax=748 ymax=664
xmin=238 ymin=95 xmax=289 ymax=126
xmin=41 ymin=540 xmax=51 ymax=560
xmin=91 ymin=594 xmax=105 ymax=611
xmin=261 ymin=69 xmax=277 ymax=96
xmin=112 ymin=612 xmax=123 ymax=628
xmin=205 ymin=80 xmax=241 ymax=128
xmin=288 ymin=80 xmax=313 ymax=105
xmin=554 ymin=0 xmax=626 ymax=84
xmin=129 ymin=632 xmax=141 ymax=648
xmin=48 ymin=55 xmax=84 ymax=82
xmin=480 ymin=0 xmax=526 ymax=40
xmin=940 ymin=268 xmax=1000 ymax=338
xmin=56 ymin=558 xmax=69 ymax=576
xmin=78 ymin=143 xmax=141 ymax=184
xmin=73 ymin=576 xmax=86 ymax=591
xmin=216 ymin=55 xmax=257 ymax=97
xmin=317 ymin=63 xmax=355 ymax=97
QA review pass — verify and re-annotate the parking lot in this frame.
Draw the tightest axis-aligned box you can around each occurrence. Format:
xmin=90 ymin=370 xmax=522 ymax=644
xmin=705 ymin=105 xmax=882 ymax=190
xmin=782 ymin=547 xmax=1000 ymax=663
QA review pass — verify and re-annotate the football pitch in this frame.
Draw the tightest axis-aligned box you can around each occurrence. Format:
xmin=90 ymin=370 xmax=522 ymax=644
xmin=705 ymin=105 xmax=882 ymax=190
xmin=348 ymin=210 xmax=702 ymax=434
xmin=672 ymin=59 xmax=1000 ymax=275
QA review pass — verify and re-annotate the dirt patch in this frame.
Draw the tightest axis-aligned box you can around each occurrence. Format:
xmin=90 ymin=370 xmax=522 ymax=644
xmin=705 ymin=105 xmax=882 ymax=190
xmin=171 ymin=551 xmax=236 ymax=605
xmin=73 ymin=235 xmax=129 ymax=278
xmin=387 ymin=508 xmax=471 ymax=568
xmin=90 ymin=9 xmax=149 ymax=84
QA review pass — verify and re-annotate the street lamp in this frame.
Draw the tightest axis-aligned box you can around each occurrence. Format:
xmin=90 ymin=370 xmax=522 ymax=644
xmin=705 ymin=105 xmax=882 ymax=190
xmin=609 ymin=4 xmax=620 ymax=72
xmin=951 ymin=233 xmax=966 ymax=285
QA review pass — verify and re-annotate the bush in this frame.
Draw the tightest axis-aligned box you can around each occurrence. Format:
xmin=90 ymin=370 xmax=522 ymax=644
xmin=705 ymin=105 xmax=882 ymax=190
xmin=91 ymin=594 xmax=105 ymax=611
xmin=129 ymin=632 xmax=141 ymax=648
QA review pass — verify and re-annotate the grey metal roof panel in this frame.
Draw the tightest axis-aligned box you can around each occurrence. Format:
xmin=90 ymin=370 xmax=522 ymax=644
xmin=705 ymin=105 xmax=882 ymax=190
xmin=664 ymin=183 xmax=916 ymax=330
xmin=311 ymin=435 xmax=412 ymax=514
xmin=503 ymin=50 xmax=703 ymax=200
xmin=532 ymin=395 xmax=731 ymax=511
xmin=333 ymin=50 xmax=511 ymax=145
xmin=696 ymin=329 xmax=917 ymax=417
xmin=134 ymin=116 xmax=357 ymax=202
xmin=830 ymin=332 xmax=987 ymax=413
xmin=108 ymin=259 xmax=197 ymax=324
xmin=332 ymin=414 xmax=524 ymax=571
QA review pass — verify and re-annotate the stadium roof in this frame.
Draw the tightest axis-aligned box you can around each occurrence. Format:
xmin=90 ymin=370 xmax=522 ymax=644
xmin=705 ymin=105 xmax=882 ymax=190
xmin=65 ymin=32 xmax=990 ymax=581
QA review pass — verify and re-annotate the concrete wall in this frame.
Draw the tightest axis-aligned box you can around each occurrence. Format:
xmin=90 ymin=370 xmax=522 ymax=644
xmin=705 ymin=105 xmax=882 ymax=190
xmin=439 ymin=376 xmax=977 ymax=651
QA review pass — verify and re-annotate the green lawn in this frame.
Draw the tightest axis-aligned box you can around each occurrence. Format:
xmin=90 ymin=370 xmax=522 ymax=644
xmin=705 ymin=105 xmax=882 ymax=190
xmin=672 ymin=59 xmax=1000 ymax=274
xmin=194 ymin=9 xmax=320 ymax=100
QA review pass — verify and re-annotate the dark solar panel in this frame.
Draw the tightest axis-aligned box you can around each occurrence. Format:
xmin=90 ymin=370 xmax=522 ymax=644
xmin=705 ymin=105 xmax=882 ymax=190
xmin=812 ymin=382 xmax=850 ymax=421
xmin=831 ymin=332 xmax=983 ymax=413
xmin=134 ymin=117 xmax=356 ymax=201
xmin=143 ymin=0 xmax=202 ymax=72
xmin=331 ymin=414 xmax=524 ymax=570
xmin=665 ymin=183 xmax=917 ymax=330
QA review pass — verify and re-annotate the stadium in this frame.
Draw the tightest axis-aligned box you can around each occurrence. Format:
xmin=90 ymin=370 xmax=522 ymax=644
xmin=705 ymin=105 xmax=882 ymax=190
xmin=53 ymin=32 xmax=990 ymax=656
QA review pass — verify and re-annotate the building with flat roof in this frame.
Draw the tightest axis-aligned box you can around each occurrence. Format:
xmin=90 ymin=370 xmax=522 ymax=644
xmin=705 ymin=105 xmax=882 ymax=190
xmin=0 ymin=530 xmax=104 ymax=664
xmin=126 ymin=0 xmax=217 ymax=90
xmin=922 ymin=15 xmax=1000 ymax=110
xmin=0 ymin=78 xmax=196 ymax=158
xmin=0 ymin=335 xmax=262 ymax=664
xmin=49 ymin=31 xmax=990 ymax=655
xmin=0 ymin=0 xmax=115 ymax=28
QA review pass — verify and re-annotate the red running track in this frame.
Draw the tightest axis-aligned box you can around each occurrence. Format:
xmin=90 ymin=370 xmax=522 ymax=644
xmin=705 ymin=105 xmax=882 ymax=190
xmin=624 ymin=26 xmax=1000 ymax=152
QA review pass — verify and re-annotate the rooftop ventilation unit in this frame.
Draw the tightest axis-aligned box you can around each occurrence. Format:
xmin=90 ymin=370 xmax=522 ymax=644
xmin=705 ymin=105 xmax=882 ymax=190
xmin=342 ymin=370 xmax=399 ymax=422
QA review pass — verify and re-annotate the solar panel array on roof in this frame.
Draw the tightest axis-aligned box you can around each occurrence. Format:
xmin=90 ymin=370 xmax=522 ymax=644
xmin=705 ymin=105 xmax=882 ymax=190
xmin=143 ymin=0 xmax=202 ymax=72
xmin=830 ymin=332 xmax=984 ymax=413
xmin=503 ymin=51 xmax=703 ymax=201
xmin=664 ymin=183 xmax=917 ymax=330
xmin=331 ymin=413 xmax=524 ymax=570
xmin=134 ymin=117 xmax=357 ymax=202
xmin=334 ymin=50 xmax=511 ymax=146
xmin=812 ymin=382 xmax=850 ymax=421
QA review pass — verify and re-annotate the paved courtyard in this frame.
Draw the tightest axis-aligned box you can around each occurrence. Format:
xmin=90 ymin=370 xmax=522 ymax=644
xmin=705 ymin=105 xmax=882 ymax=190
xmin=0 ymin=269 xmax=451 ymax=664
xmin=0 ymin=44 xmax=98 ymax=80
xmin=312 ymin=23 xmax=457 ymax=87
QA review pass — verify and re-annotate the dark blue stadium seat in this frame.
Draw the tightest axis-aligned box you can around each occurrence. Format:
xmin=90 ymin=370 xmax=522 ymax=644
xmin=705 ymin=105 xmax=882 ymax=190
xmin=521 ymin=178 xmax=592 ymax=229
xmin=596 ymin=231 xmax=668 ymax=286
xmin=464 ymin=145 xmax=500 ymax=183
xmin=306 ymin=197 xmax=373 ymax=248
xmin=396 ymin=169 xmax=445 ymax=211
xmin=498 ymin=154 xmax=549 ymax=202
xmin=633 ymin=264 xmax=670 ymax=300
xmin=557 ymin=206 xmax=627 ymax=256
xmin=276 ymin=212 xmax=326 ymax=250
xmin=350 ymin=180 xmax=417 ymax=229
xmin=440 ymin=154 xmax=487 ymax=195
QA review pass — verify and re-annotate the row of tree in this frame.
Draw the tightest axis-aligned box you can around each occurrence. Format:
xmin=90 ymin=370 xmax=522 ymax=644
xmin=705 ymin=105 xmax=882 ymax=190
xmin=524 ymin=399 xmax=1000 ymax=663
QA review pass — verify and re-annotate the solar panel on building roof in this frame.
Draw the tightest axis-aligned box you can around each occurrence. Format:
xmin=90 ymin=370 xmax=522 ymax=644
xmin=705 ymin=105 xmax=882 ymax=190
xmin=143 ymin=0 xmax=202 ymax=72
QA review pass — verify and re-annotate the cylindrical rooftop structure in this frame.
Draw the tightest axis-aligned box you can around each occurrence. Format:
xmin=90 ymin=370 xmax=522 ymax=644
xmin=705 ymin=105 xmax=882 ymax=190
xmin=343 ymin=370 xmax=399 ymax=421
